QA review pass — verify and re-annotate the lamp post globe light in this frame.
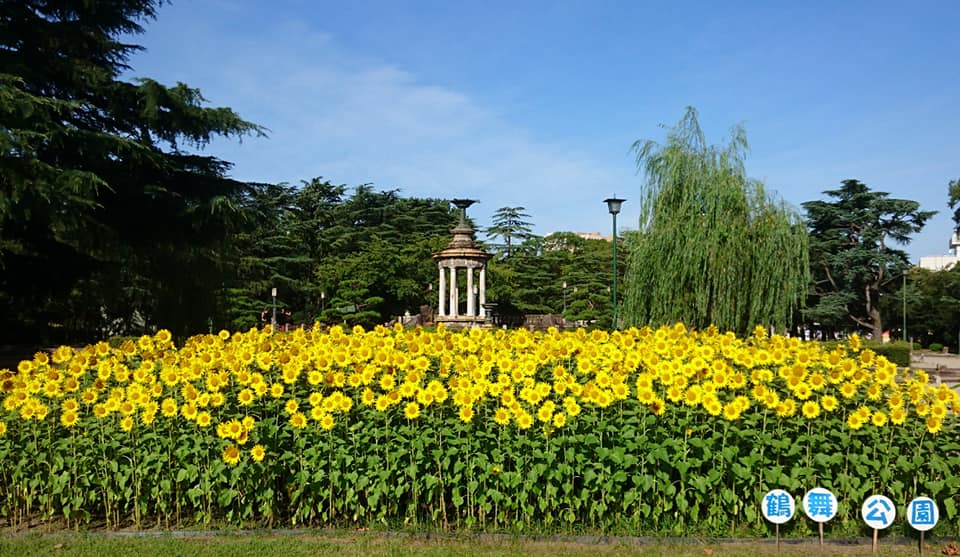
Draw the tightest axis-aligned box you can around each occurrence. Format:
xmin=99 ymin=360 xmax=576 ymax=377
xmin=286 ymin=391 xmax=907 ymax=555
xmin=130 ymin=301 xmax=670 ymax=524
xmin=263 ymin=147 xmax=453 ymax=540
xmin=604 ymin=196 xmax=625 ymax=329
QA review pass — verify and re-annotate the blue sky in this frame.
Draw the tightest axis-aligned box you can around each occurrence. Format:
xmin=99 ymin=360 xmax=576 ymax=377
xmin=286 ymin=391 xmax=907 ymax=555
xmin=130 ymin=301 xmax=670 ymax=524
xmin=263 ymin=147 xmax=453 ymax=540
xmin=126 ymin=1 xmax=959 ymax=261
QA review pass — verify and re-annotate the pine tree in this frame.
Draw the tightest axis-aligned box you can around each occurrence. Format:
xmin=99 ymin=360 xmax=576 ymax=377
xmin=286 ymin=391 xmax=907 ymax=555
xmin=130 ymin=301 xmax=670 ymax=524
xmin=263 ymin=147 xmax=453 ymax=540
xmin=803 ymin=179 xmax=934 ymax=338
xmin=0 ymin=1 xmax=264 ymax=341
xmin=485 ymin=206 xmax=535 ymax=258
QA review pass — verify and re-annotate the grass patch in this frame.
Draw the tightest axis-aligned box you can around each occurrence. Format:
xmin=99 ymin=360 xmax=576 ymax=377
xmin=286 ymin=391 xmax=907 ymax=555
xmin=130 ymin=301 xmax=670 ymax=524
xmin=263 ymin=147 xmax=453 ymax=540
xmin=0 ymin=532 xmax=944 ymax=557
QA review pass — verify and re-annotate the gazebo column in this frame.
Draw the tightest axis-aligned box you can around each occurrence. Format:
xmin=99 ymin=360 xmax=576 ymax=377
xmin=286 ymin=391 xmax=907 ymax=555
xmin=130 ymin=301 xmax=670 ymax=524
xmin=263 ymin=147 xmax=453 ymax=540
xmin=466 ymin=267 xmax=475 ymax=316
xmin=438 ymin=264 xmax=446 ymax=316
xmin=479 ymin=265 xmax=486 ymax=317
xmin=449 ymin=267 xmax=458 ymax=316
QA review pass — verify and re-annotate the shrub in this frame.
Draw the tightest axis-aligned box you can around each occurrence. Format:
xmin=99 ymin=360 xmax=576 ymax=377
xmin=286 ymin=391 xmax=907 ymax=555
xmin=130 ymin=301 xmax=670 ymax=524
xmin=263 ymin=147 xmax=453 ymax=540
xmin=865 ymin=340 xmax=912 ymax=367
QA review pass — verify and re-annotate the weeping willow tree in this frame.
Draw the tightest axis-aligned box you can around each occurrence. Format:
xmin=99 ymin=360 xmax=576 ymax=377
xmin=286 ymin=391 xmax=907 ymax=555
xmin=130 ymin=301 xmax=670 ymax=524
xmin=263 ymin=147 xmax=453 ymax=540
xmin=621 ymin=107 xmax=808 ymax=335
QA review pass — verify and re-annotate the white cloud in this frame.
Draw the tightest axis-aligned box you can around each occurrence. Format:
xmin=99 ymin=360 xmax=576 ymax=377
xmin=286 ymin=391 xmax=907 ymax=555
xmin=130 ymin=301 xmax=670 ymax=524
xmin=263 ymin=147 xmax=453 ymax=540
xmin=162 ymin=20 xmax=633 ymax=236
xmin=124 ymin=3 xmax=960 ymax=262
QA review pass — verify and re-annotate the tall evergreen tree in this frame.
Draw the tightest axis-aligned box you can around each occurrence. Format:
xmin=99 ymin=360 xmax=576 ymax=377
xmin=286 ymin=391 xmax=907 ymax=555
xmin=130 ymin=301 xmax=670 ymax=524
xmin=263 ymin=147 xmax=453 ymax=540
xmin=485 ymin=231 xmax=619 ymax=328
xmin=312 ymin=187 xmax=457 ymax=326
xmin=622 ymin=108 xmax=808 ymax=335
xmin=0 ymin=1 xmax=263 ymax=341
xmin=485 ymin=206 xmax=535 ymax=258
xmin=803 ymin=179 xmax=934 ymax=339
xmin=220 ymin=181 xmax=326 ymax=330
xmin=219 ymin=181 xmax=457 ymax=330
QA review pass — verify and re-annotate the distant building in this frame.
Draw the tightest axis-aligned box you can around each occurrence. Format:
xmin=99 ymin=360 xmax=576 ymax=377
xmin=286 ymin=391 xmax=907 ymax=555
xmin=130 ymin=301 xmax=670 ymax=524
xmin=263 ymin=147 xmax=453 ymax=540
xmin=542 ymin=231 xmax=613 ymax=253
xmin=918 ymin=232 xmax=960 ymax=271
xmin=574 ymin=231 xmax=610 ymax=241
xmin=544 ymin=231 xmax=611 ymax=242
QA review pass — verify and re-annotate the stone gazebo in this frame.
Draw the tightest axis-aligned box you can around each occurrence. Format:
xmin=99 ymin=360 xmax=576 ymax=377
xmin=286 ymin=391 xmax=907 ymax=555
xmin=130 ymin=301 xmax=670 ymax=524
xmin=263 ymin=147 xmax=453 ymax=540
xmin=433 ymin=199 xmax=491 ymax=329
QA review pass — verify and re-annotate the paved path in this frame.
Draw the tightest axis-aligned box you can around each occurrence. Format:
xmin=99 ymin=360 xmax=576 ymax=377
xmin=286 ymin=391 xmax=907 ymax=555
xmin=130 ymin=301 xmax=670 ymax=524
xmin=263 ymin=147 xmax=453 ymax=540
xmin=910 ymin=352 xmax=960 ymax=388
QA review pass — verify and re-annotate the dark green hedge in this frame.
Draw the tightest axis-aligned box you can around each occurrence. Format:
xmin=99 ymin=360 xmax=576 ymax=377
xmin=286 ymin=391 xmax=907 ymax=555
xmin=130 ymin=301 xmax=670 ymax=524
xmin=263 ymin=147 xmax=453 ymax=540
xmin=866 ymin=340 xmax=912 ymax=367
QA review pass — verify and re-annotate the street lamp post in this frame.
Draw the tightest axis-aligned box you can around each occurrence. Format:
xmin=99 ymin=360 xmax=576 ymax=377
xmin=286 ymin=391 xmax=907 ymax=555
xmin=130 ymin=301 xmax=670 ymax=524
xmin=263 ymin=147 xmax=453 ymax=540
xmin=902 ymin=270 xmax=907 ymax=343
xmin=321 ymin=291 xmax=326 ymax=313
xmin=562 ymin=281 xmax=567 ymax=314
xmin=604 ymin=196 xmax=626 ymax=329
xmin=271 ymin=287 xmax=277 ymax=329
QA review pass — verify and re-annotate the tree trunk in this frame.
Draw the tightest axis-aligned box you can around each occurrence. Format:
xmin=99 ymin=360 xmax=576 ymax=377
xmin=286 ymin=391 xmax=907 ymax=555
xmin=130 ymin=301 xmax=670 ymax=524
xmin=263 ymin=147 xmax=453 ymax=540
xmin=870 ymin=306 xmax=883 ymax=342
xmin=865 ymin=284 xmax=883 ymax=341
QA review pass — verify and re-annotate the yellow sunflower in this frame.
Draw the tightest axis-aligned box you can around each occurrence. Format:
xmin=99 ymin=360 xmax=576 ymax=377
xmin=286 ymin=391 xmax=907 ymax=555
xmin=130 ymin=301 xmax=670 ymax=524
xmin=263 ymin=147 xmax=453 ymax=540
xmin=223 ymin=445 xmax=241 ymax=465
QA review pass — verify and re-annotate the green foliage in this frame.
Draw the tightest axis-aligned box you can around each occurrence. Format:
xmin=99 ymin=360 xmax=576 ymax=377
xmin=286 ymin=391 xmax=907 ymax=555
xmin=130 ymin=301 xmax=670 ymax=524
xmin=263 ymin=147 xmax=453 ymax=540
xmin=622 ymin=107 xmax=809 ymax=335
xmin=485 ymin=207 xmax=535 ymax=259
xmin=220 ymin=180 xmax=460 ymax=330
xmin=1 ymin=364 xmax=957 ymax=535
xmin=868 ymin=341 xmax=912 ymax=367
xmin=0 ymin=1 xmax=264 ymax=342
xmin=928 ymin=342 xmax=945 ymax=353
xmin=2 ymin=326 xmax=959 ymax=536
xmin=897 ymin=264 xmax=960 ymax=351
xmin=310 ymin=186 xmax=456 ymax=325
xmin=803 ymin=180 xmax=935 ymax=340
xmin=487 ymin=232 xmax=621 ymax=327
xmin=948 ymin=178 xmax=960 ymax=232
xmin=220 ymin=179 xmax=341 ymax=330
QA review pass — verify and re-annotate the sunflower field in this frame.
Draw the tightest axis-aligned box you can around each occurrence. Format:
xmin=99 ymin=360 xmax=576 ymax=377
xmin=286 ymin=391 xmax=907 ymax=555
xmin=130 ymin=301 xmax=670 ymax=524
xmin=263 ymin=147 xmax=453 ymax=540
xmin=1 ymin=323 xmax=958 ymax=535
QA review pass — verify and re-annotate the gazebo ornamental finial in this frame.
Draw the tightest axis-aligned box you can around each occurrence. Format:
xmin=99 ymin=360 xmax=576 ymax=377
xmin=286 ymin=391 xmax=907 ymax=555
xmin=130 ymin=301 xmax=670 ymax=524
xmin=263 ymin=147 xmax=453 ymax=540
xmin=450 ymin=199 xmax=477 ymax=228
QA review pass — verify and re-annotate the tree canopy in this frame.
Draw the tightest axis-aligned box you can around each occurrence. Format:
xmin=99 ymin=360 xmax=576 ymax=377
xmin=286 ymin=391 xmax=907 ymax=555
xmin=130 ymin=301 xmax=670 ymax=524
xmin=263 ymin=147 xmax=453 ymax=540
xmin=0 ymin=0 xmax=264 ymax=342
xmin=948 ymin=178 xmax=960 ymax=232
xmin=803 ymin=179 xmax=935 ymax=339
xmin=485 ymin=206 xmax=535 ymax=259
xmin=311 ymin=188 xmax=456 ymax=328
xmin=483 ymin=231 xmax=621 ymax=328
xmin=621 ymin=107 xmax=809 ymax=335
xmin=887 ymin=266 xmax=960 ymax=349
xmin=219 ymin=180 xmax=457 ymax=331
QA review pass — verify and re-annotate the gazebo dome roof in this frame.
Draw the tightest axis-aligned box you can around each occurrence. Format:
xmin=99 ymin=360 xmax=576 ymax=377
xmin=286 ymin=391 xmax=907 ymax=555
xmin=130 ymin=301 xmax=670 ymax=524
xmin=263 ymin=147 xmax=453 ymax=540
xmin=432 ymin=199 xmax=490 ymax=261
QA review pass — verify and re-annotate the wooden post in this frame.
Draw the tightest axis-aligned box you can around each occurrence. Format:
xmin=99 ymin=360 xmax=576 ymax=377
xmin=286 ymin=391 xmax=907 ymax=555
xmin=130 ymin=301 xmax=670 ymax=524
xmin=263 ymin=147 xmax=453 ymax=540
xmin=872 ymin=528 xmax=878 ymax=553
xmin=818 ymin=522 xmax=824 ymax=545
xmin=776 ymin=523 xmax=780 ymax=551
